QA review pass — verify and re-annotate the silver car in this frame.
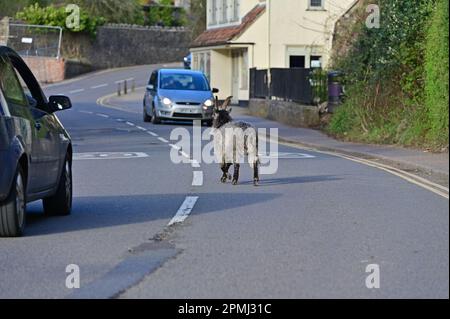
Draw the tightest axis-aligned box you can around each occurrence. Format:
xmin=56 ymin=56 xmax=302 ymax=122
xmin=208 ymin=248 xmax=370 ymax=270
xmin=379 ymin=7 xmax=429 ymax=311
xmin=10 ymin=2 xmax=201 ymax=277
xmin=143 ymin=69 xmax=218 ymax=126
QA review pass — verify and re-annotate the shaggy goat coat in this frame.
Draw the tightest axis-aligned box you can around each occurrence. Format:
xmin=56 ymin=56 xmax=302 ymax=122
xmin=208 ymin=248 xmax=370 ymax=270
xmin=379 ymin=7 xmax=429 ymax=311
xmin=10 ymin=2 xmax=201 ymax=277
xmin=212 ymin=121 xmax=259 ymax=167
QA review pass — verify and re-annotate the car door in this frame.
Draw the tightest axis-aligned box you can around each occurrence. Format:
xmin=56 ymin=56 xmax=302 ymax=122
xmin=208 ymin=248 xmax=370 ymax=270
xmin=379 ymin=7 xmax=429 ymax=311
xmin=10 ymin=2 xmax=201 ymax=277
xmin=147 ymin=70 xmax=158 ymax=110
xmin=0 ymin=55 xmax=42 ymax=192
xmin=10 ymin=57 xmax=60 ymax=191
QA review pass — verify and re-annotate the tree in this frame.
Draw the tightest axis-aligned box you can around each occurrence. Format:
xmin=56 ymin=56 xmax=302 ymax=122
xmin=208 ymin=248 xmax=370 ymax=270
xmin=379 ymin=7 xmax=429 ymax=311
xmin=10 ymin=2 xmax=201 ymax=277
xmin=187 ymin=0 xmax=206 ymax=40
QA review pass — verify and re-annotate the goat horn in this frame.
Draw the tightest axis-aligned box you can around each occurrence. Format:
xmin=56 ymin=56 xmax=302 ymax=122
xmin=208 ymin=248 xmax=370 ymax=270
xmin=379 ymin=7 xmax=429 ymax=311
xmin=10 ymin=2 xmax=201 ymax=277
xmin=221 ymin=96 xmax=233 ymax=110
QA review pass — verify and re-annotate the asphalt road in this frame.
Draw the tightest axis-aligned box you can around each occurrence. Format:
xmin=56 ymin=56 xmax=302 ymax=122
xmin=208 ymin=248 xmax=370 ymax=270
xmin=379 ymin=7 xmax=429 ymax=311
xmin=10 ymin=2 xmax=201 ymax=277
xmin=0 ymin=64 xmax=448 ymax=299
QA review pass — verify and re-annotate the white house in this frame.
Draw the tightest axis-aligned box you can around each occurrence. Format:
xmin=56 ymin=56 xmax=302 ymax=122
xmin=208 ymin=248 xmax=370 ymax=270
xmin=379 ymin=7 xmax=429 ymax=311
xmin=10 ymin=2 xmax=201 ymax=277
xmin=190 ymin=0 xmax=357 ymax=104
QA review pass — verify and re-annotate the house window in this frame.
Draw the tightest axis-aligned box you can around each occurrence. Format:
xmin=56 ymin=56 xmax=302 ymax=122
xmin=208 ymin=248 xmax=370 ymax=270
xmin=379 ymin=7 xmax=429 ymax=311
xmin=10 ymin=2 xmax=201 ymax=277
xmin=310 ymin=55 xmax=322 ymax=68
xmin=308 ymin=0 xmax=324 ymax=10
xmin=230 ymin=0 xmax=239 ymax=22
xmin=240 ymin=50 xmax=248 ymax=90
xmin=289 ymin=56 xmax=305 ymax=68
xmin=209 ymin=0 xmax=218 ymax=25
xmin=221 ymin=0 xmax=228 ymax=23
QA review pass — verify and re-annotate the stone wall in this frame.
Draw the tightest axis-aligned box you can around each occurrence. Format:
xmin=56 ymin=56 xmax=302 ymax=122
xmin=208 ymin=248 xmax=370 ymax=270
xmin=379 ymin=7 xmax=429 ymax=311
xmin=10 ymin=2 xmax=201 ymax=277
xmin=61 ymin=24 xmax=191 ymax=70
xmin=249 ymin=98 xmax=320 ymax=128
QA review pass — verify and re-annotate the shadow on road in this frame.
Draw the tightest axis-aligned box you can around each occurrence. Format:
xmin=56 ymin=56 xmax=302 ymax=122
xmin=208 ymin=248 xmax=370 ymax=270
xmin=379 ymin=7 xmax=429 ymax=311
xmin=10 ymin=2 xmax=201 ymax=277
xmin=24 ymin=192 xmax=282 ymax=237
xmin=239 ymin=175 xmax=342 ymax=186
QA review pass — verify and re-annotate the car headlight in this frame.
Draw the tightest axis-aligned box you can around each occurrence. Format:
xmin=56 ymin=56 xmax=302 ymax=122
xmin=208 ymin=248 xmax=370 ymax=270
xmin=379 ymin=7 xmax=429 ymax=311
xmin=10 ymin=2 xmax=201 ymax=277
xmin=161 ymin=97 xmax=172 ymax=106
xmin=204 ymin=99 xmax=214 ymax=107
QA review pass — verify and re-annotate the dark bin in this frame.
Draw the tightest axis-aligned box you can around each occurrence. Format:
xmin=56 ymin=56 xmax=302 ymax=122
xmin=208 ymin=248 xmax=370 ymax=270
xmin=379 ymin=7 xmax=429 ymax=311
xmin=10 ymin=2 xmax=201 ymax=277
xmin=327 ymin=71 xmax=344 ymax=113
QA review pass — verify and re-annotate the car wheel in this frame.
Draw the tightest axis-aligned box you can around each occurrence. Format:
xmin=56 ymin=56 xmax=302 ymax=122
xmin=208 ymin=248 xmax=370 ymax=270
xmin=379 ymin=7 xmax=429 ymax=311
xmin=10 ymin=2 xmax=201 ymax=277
xmin=151 ymin=106 xmax=161 ymax=124
xmin=143 ymin=107 xmax=152 ymax=122
xmin=43 ymin=155 xmax=72 ymax=216
xmin=0 ymin=166 xmax=26 ymax=237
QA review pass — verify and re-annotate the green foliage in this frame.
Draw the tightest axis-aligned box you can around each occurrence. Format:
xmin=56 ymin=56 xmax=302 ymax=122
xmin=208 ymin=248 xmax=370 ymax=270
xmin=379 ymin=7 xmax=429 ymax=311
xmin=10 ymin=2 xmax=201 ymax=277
xmin=329 ymin=0 xmax=448 ymax=150
xmin=187 ymin=0 xmax=206 ymax=39
xmin=145 ymin=0 xmax=187 ymax=27
xmin=16 ymin=3 xmax=105 ymax=36
xmin=0 ymin=0 xmax=54 ymax=18
xmin=424 ymin=0 xmax=449 ymax=147
xmin=68 ymin=0 xmax=144 ymax=25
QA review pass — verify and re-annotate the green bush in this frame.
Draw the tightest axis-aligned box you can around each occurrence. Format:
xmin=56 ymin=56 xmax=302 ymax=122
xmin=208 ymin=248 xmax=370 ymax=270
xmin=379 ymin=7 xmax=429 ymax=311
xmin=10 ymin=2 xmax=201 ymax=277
xmin=424 ymin=0 xmax=449 ymax=147
xmin=16 ymin=3 xmax=105 ymax=36
xmin=329 ymin=0 xmax=449 ymax=150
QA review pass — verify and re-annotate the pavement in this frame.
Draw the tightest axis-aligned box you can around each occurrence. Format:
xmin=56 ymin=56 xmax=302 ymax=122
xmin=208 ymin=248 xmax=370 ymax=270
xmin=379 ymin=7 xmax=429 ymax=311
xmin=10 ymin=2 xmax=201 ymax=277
xmin=0 ymin=65 xmax=448 ymax=299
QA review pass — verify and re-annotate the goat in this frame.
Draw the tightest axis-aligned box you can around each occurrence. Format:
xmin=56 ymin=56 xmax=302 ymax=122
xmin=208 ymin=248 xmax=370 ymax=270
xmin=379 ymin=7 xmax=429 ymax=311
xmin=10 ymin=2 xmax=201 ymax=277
xmin=212 ymin=96 xmax=260 ymax=186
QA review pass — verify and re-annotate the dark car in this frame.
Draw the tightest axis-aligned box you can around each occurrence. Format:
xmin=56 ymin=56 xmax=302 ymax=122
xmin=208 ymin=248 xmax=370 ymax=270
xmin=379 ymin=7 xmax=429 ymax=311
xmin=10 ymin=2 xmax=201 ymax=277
xmin=0 ymin=46 xmax=73 ymax=237
xmin=143 ymin=69 xmax=219 ymax=126
xmin=183 ymin=53 xmax=192 ymax=69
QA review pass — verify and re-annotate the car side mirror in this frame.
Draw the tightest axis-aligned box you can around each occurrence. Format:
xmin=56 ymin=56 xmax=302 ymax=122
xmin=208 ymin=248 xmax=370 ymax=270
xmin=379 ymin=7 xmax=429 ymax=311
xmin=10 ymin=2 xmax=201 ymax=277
xmin=48 ymin=95 xmax=72 ymax=113
xmin=147 ymin=84 xmax=155 ymax=91
xmin=212 ymin=88 xmax=219 ymax=94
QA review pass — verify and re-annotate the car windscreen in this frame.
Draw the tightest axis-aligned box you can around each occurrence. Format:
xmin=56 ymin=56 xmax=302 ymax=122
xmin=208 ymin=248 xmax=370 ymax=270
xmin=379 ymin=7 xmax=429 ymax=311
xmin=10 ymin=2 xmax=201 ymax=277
xmin=160 ymin=73 xmax=210 ymax=91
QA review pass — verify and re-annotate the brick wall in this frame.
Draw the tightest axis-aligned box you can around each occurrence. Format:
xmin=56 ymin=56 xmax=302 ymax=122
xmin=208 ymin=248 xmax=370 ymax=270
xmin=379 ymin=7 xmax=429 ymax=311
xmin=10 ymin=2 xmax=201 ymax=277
xmin=22 ymin=56 xmax=65 ymax=83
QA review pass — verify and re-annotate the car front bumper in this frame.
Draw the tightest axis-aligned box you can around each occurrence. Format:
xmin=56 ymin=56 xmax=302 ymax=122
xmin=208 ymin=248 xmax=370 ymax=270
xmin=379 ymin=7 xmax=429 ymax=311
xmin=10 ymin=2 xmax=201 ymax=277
xmin=156 ymin=104 xmax=213 ymax=121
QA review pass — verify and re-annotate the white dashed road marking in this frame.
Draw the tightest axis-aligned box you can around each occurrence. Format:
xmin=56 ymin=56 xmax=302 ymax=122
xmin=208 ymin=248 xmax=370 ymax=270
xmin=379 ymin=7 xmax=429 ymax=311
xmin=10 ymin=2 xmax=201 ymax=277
xmin=126 ymin=122 xmax=135 ymax=126
xmin=91 ymin=83 xmax=108 ymax=89
xmin=168 ymin=196 xmax=199 ymax=226
xmin=74 ymin=152 xmax=149 ymax=160
xmin=136 ymin=126 xmax=147 ymax=131
xmin=148 ymin=131 xmax=158 ymax=137
xmin=69 ymin=89 xmax=85 ymax=94
xmin=169 ymin=144 xmax=181 ymax=151
xmin=192 ymin=171 xmax=203 ymax=186
xmin=79 ymin=110 xmax=93 ymax=114
xmin=96 ymin=113 xmax=109 ymax=118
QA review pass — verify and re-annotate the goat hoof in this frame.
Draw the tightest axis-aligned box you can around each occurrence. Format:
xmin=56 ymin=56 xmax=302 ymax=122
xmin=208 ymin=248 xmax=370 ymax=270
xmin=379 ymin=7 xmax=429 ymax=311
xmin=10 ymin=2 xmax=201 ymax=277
xmin=220 ymin=176 xmax=227 ymax=183
xmin=232 ymin=179 xmax=238 ymax=185
xmin=253 ymin=179 xmax=259 ymax=186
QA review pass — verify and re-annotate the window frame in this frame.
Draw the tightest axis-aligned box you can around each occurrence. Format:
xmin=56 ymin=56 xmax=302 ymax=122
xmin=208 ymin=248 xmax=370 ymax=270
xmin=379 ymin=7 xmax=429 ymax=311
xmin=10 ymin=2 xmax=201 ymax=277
xmin=308 ymin=0 xmax=325 ymax=11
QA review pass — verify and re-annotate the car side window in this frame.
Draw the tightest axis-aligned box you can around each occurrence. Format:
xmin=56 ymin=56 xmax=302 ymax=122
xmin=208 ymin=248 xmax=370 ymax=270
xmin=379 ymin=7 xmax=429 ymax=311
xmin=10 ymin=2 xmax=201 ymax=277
xmin=149 ymin=71 xmax=158 ymax=88
xmin=0 ymin=57 xmax=27 ymax=107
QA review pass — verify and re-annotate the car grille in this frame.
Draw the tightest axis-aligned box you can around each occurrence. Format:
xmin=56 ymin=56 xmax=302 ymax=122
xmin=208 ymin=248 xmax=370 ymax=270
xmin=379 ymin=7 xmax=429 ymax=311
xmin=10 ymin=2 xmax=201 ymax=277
xmin=176 ymin=102 xmax=201 ymax=106
xmin=173 ymin=113 xmax=203 ymax=119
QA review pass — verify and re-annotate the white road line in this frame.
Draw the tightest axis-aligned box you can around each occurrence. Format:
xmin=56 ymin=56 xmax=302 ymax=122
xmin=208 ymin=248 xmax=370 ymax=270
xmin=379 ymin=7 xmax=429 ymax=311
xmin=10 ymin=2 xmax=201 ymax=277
xmin=69 ymin=89 xmax=85 ymax=94
xmin=79 ymin=110 xmax=93 ymax=114
xmin=136 ymin=126 xmax=147 ymax=131
xmin=180 ymin=151 xmax=190 ymax=159
xmin=169 ymin=144 xmax=181 ymax=151
xmin=190 ymin=159 xmax=201 ymax=168
xmin=168 ymin=196 xmax=199 ymax=226
xmin=91 ymin=83 xmax=108 ymax=89
xmin=126 ymin=122 xmax=135 ymax=126
xmin=192 ymin=171 xmax=204 ymax=186
xmin=96 ymin=113 xmax=109 ymax=118
xmin=158 ymin=137 xmax=169 ymax=143
xmin=116 ymin=118 xmax=124 ymax=122
xmin=148 ymin=131 xmax=158 ymax=137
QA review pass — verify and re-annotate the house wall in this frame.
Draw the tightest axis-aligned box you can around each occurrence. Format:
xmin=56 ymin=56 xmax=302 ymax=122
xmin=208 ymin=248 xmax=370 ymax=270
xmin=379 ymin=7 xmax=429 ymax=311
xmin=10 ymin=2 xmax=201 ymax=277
xmin=210 ymin=49 xmax=232 ymax=99
xmin=268 ymin=0 xmax=356 ymax=68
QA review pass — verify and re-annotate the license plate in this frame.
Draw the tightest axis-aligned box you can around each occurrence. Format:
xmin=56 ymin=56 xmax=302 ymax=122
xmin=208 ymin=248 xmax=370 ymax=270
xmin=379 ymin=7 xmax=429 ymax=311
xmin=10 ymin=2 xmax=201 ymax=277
xmin=180 ymin=108 xmax=199 ymax=114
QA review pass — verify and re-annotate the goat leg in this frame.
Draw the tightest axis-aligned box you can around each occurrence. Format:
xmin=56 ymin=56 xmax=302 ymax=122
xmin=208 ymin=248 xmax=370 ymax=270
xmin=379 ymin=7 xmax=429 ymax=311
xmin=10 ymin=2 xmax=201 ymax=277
xmin=253 ymin=161 xmax=260 ymax=186
xmin=232 ymin=164 xmax=240 ymax=185
xmin=220 ymin=163 xmax=232 ymax=183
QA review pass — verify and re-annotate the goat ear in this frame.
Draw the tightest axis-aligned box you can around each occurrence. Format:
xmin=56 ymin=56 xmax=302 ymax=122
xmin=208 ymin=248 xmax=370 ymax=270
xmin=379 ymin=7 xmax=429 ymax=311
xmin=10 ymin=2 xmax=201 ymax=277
xmin=221 ymin=96 xmax=233 ymax=110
